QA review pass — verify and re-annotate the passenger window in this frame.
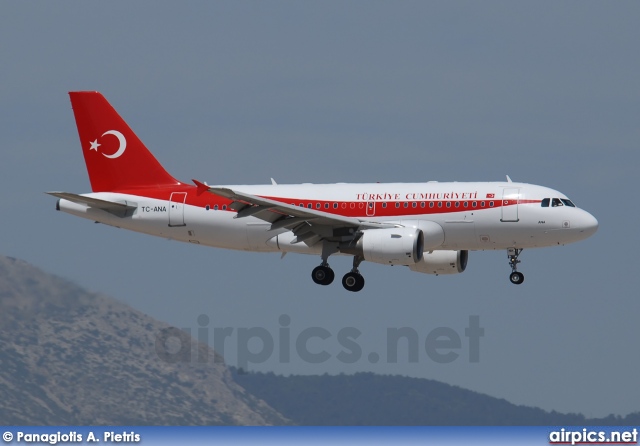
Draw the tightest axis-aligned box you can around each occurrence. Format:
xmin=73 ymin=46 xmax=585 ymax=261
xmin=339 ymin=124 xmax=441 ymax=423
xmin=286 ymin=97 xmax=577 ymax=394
xmin=325 ymin=203 xmax=329 ymax=209
xmin=333 ymin=203 xmax=338 ymax=209
xmin=429 ymin=202 xmax=434 ymax=208
xmin=214 ymin=205 xmax=219 ymax=210
xmin=316 ymin=203 xmax=321 ymax=209
xmin=541 ymin=198 xmax=550 ymax=207
xmin=382 ymin=202 xmax=387 ymax=208
xmin=552 ymin=198 xmax=563 ymax=207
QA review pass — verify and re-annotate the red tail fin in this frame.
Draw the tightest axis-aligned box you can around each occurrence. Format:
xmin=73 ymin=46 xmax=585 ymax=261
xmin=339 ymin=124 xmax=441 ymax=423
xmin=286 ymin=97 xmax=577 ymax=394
xmin=69 ymin=91 xmax=182 ymax=192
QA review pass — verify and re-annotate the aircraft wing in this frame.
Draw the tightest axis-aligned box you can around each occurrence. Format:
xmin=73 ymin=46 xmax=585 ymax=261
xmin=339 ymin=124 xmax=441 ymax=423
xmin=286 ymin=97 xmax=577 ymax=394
xmin=46 ymin=192 xmax=137 ymax=217
xmin=197 ymin=181 xmax=397 ymax=245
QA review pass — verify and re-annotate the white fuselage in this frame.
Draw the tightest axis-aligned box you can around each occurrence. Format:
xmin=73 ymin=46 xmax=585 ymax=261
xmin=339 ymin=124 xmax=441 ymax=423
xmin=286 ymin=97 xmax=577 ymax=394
xmin=57 ymin=181 xmax=599 ymax=256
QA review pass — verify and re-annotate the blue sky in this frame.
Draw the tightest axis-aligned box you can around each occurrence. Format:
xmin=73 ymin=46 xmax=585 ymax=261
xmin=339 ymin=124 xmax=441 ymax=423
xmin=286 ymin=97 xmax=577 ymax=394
xmin=1 ymin=2 xmax=639 ymax=418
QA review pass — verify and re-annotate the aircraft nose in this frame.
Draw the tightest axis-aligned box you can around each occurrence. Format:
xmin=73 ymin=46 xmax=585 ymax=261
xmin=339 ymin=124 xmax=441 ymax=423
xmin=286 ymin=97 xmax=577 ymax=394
xmin=578 ymin=210 xmax=598 ymax=238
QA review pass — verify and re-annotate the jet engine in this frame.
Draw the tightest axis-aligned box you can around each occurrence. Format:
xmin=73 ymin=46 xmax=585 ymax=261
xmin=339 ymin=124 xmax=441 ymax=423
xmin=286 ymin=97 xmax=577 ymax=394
xmin=398 ymin=220 xmax=445 ymax=250
xmin=408 ymin=250 xmax=468 ymax=275
xmin=341 ymin=227 xmax=424 ymax=266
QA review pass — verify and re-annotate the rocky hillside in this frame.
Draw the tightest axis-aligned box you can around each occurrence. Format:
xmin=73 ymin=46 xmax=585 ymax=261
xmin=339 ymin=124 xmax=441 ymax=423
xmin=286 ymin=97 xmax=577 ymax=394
xmin=0 ymin=256 xmax=287 ymax=425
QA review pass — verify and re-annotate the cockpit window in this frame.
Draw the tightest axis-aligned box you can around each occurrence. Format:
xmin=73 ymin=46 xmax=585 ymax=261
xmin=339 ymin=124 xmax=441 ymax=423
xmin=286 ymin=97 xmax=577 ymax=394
xmin=543 ymin=197 xmax=576 ymax=208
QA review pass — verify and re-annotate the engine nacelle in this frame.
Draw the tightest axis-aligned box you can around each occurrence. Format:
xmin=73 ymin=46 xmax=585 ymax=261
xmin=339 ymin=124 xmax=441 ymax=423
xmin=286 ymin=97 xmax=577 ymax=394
xmin=341 ymin=227 xmax=424 ymax=266
xmin=408 ymin=250 xmax=468 ymax=275
xmin=398 ymin=220 xmax=444 ymax=250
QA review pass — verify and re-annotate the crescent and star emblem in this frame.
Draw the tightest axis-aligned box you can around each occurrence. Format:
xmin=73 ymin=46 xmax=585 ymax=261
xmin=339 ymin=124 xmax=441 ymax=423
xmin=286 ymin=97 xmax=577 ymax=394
xmin=88 ymin=130 xmax=127 ymax=159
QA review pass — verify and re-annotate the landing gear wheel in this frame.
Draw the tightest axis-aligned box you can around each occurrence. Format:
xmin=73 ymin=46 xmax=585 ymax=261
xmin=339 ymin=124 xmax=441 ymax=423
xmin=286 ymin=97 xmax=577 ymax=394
xmin=342 ymin=272 xmax=365 ymax=292
xmin=509 ymin=271 xmax=524 ymax=285
xmin=312 ymin=265 xmax=334 ymax=286
xmin=507 ymin=248 xmax=524 ymax=285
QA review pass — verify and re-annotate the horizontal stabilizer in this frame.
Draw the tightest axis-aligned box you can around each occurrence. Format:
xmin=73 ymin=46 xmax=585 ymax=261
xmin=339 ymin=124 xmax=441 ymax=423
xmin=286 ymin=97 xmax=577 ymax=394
xmin=46 ymin=192 xmax=136 ymax=217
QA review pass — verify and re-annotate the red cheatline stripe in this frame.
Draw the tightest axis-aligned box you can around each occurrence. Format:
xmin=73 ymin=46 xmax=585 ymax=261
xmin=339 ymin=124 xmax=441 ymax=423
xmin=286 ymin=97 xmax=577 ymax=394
xmin=115 ymin=184 xmax=542 ymax=218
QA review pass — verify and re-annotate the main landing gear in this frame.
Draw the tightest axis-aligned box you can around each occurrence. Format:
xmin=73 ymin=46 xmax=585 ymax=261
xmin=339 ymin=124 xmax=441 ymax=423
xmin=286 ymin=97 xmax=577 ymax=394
xmin=311 ymin=263 xmax=335 ymax=286
xmin=507 ymin=248 xmax=525 ymax=285
xmin=342 ymin=256 xmax=365 ymax=292
xmin=311 ymin=253 xmax=366 ymax=292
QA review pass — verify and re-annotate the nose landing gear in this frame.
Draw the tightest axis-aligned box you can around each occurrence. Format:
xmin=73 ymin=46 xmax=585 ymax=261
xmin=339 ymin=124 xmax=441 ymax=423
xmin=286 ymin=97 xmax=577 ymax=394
xmin=508 ymin=248 xmax=525 ymax=285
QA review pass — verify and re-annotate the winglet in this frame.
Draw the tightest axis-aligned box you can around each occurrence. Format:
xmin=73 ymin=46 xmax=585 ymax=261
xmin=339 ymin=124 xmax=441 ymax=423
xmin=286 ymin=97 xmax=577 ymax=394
xmin=506 ymin=175 xmax=513 ymax=183
xmin=192 ymin=179 xmax=210 ymax=196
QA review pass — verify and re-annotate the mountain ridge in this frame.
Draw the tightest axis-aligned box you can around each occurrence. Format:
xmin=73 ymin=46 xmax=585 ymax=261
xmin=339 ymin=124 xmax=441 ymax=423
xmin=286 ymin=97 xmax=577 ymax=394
xmin=232 ymin=369 xmax=640 ymax=425
xmin=3 ymin=254 xmax=637 ymax=426
xmin=0 ymin=255 xmax=288 ymax=425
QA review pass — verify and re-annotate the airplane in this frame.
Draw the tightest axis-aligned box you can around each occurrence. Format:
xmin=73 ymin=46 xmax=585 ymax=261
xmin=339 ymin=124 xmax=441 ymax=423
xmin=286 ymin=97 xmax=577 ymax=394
xmin=48 ymin=91 xmax=599 ymax=292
